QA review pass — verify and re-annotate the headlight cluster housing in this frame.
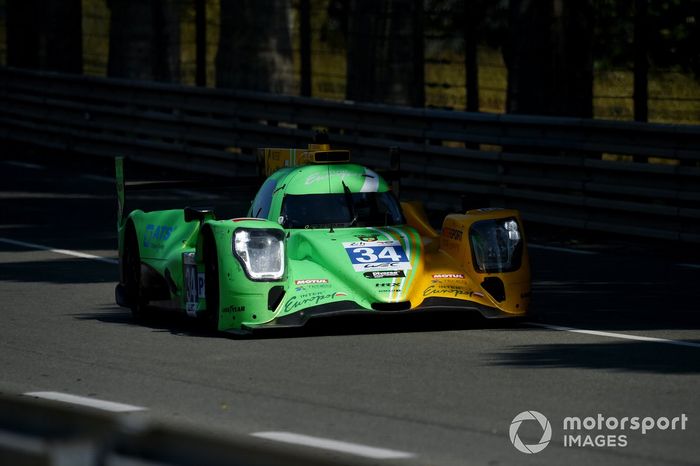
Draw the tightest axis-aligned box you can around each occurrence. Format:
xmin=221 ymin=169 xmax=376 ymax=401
xmin=469 ymin=217 xmax=523 ymax=273
xmin=232 ymin=228 xmax=285 ymax=281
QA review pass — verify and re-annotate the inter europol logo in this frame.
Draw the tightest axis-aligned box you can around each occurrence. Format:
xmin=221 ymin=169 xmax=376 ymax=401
xmin=510 ymin=411 xmax=552 ymax=454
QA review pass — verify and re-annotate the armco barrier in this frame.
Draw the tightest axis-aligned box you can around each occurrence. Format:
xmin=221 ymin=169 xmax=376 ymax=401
xmin=0 ymin=66 xmax=699 ymax=241
xmin=0 ymin=392 xmax=382 ymax=466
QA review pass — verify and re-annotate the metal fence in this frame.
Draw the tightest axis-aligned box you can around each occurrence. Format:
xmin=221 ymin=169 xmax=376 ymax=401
xmin=1 ymin=66 xmax=699 ymax=242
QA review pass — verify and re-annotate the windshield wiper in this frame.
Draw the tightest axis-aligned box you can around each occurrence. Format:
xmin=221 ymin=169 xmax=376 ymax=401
xmin=341 ymin=180 xmax=358 ymax=227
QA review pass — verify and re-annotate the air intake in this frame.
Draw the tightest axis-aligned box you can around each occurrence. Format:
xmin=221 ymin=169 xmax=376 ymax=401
xmin=481 ymin=277 xmax=506 ymax=302
xmin=371 ymin=301 xmax=411 ymax=312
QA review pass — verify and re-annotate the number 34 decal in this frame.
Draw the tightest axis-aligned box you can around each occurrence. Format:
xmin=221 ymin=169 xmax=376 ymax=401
xmin=352 ymin=246 xmax=403 ymax=263
xmin=343 ymin=240 xmax=411 ymax=272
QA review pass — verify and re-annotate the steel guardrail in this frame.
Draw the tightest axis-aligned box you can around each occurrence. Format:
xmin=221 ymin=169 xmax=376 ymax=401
xmin=0 ymin=392 xmax=383 ymax=466
xmin=0 ymin=66 xmax=698 ymax=241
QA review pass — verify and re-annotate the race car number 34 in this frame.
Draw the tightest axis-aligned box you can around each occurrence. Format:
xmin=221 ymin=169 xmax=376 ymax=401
xmin=343 ymin=240 xmax=411 ymax=272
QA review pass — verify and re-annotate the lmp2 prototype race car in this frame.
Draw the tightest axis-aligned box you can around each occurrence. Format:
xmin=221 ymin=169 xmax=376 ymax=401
xmin=115 ymin=142 xmax=531 ymax=333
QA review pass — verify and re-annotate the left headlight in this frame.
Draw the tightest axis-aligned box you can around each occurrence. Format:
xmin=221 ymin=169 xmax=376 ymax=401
xmin=232 ymin=228 xmax=285 ymax=281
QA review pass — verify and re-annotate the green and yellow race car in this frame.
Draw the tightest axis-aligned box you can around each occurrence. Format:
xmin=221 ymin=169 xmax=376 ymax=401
xmin=115 ymin=142 xmax=531 ymax=333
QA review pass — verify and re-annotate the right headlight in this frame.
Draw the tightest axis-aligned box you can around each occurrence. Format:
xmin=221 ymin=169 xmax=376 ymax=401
xmin=232 ymin=228 xmax=285 ymax=281
xmin=469 ymin=218 xmax=523 ymax=273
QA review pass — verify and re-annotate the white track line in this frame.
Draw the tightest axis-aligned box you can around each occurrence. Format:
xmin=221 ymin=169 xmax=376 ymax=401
xmin=0 ymin=237 xmax=118 ymax=264
xmin=3 ymin=160 xmax=45 ymax=170
xmin=527 ymin=322 xmax=700 ymax=349
xmin=251 ymin=432 xmax=415 ymax=459
xmin=24 ymin=392 xmax=146 ymax=413
xmin=528 ymin=244 xmax=598 ymax=255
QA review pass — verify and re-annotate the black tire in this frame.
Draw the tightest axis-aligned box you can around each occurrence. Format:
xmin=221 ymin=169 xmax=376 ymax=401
xmin=124 ymin=225 xmax=148 ymax=319
xmin=203 ymin=230 xmax=220 ymax=331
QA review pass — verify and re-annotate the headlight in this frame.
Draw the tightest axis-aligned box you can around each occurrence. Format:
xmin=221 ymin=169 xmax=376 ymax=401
xmin=232 ymin=228 xmax=285 ymax=281
xmin=469 ymin=218 xmax=523 ymax=273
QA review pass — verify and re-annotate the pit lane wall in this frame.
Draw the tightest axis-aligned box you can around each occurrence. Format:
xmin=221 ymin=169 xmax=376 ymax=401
xmin=0 ymin=66 xmax=698 ymax=242
xmin=0 ymin=392 xmax=380 ymax=466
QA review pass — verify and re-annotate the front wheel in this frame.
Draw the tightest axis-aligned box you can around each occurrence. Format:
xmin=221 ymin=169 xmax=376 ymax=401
xmin=124 ymin=225 xmax=148 ymax=319
xmin=203 ymin=230 xmax=220 ymax=331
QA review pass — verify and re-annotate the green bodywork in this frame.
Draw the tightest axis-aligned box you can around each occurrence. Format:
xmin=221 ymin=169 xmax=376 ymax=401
xmin=117 ymin=162 xmax=527 ymax=332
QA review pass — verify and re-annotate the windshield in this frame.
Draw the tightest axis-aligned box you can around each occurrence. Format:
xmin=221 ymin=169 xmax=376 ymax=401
xmin=281 ymin=192 xmax=404 ymax=229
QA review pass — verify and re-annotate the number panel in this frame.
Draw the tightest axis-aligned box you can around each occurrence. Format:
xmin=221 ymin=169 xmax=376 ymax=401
xmin=343 ymin=240 xmax=411 ymax=272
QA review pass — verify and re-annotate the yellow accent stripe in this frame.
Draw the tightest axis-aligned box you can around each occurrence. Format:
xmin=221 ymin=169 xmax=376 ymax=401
xmin=389 ymin=227 xmax=420 ymax=302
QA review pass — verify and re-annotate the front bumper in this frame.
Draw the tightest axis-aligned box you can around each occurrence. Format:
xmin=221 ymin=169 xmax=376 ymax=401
xmin=241 ymin=297 xmax=522 ymax=331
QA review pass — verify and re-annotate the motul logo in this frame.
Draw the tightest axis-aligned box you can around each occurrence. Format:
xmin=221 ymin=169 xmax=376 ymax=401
xmin=294 ymin=279 xmax=329 ymax=285
xmin=432 ymin=274 xmax=465 ymax=279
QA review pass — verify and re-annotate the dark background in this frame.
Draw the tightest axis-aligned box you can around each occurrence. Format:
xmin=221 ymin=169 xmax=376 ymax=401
xmin=1 ymin=0 xmax=699 ymax=123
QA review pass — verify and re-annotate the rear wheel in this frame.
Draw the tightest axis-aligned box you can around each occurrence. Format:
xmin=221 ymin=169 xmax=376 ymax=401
xmin=203 ymin=230 xmax=220 ymax=331
xmin=124 ymin=225 xmax=148 ymax=319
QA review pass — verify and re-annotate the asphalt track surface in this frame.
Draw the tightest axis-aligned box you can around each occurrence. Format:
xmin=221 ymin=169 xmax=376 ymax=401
xmin=1 ymin=152 xmax=699 ymax=466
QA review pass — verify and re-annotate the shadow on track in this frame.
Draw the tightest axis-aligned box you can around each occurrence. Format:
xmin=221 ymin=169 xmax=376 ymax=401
xmin=0 ymin=258 xmax=117 ymax=284
xmin=488 ymin=340 xmax=700 ymax=374
xmin=73 ymin=305 xmax=523 ymax=340
xmin=530 ymin=246 xmax=700 ymax=331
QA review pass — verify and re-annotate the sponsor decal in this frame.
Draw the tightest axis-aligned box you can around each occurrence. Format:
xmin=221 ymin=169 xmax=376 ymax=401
xmin=343 ymin=240 xmax=412 ymax=272
xmin=283 ymin=291 xmax=346 ymax=314
xmin=364 ymin=270 xmax=405 ymax=279
xmin=423 ymin=285 xmax=474 ymax=298
xmin=355 ymin=234 xmax=378 ymax=242
xmin=197 ymin=273 xmax=205 ymax=298
xmin=375 ymin=282 xmax=400 ymax=288
xmin=186 ymin=302 xmax=198 ymax=317
xmin=432 ymin=273 xmax=465 ymax=279
xmin=442 ymin=227 xmax=463 ymax=241
xmin=295 ymin=279 xmax=329 ymax=285
xmin=183 ymin=253 xmax=202 ymax=315
xmin=222 ymin=305 xmax=245 ymax=313
xmin=355 ymin=262 xmax=408 ymax=271
xmin=344 ymin=240 xmax=397 ymax=247
xmin=144 ymin=224 xmax=175 ymax=249
xmin=305 ymin=170 xmax=354 ymax=185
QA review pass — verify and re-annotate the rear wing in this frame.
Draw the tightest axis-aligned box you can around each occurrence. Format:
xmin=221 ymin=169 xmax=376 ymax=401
xmin=114 ymin=156 xmax=260 ymax=227
xmin=256 ymin=144 xmax=350 ymax=177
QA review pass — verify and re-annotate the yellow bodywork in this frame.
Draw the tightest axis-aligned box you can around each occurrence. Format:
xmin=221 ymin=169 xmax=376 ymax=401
xmin=401 ymin=203 xmax=531 ymax=316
